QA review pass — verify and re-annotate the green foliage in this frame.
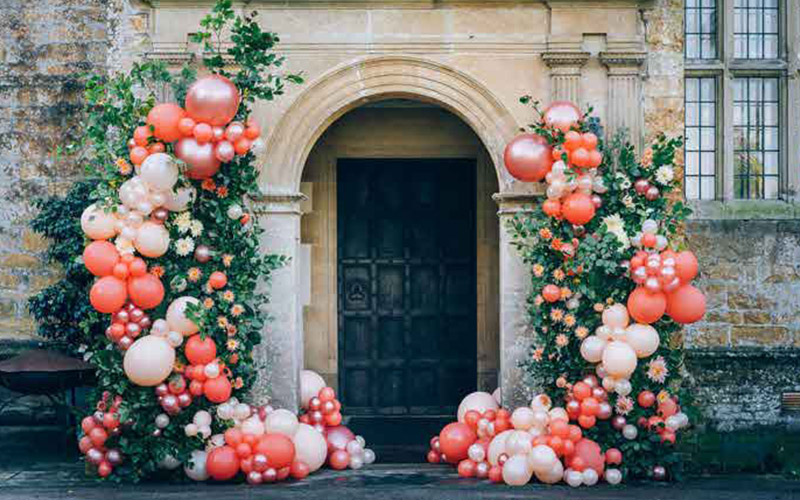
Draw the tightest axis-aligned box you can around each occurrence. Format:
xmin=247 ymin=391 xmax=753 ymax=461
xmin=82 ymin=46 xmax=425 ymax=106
xmin=508 ymin=102 xmax=693 ymax=479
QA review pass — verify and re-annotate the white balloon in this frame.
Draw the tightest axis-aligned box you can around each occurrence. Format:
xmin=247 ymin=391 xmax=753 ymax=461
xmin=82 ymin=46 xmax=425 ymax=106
xmin=530 ymin=394 xmax=552 ymax=411
xmin=502 ymin=455 xmax=533 ymax=486
xmin=184 ymin=450 xmax=208 ymax=481
xmin=511 ymin=407 xmax=536 ymax=431
xmin=167 ymin=331 xmax=183 ymax=348
xmin=582 ymin=468 xmax=599 ymax=486
xmin=468 ymin=443 xmax=486 ymax=462
xmin=123 ymin=336 xmax=175 ymax=386
xmin=241 ymin=415 xmax=266 ymax=436
xmin=155 ymin=413 xmax=170 ymax=429
xmin=505 ymin=430 xmax=533 ymax=457
xmin=135 ymin=221 xmax=170 ymax=258
xmin=457 ymin=391 xmax=499 ymax=423
xmin=166 ymin=297 xmax=200 ymax=336
xmin=548 ymin=407 xmax=569 ymax=422
xmin=614 ymin=378 xmax=632 ymax=396
xmin=487 ymin=430 xmax=512 ymax=465
xmin=622 ymin=424 xmax=638 ymax=440
xmin=601 ymin=341 xmax=638 ymax=378
xmin=184 ymin=423 xmax=199 ymax=437
xmin=292 ymin=423 xmax=328 ymax=472
xmin=226 ymin=204 xmax=243 ymax=220
xmin=492 ymin=387 xmax=502 ymax=405
xmin=363 ymin=448 xmax=376 ymax=465
xmin=535 ymin=459 xmax=564 ymax=484
xmin=642 ymin=219 xmax=658 ymax=234
xmin=233 ymin=403 xmax=252 ymax=421
xmin=580 ymin=336 xmax=607 ymax=363
xmin=265 ymin=408 xmax=299 ymax=437
xmin=193 ymin=410 xmax=212 ymax=427
xmin=604 ymin=468 xmax=622 ymax=485
xmin=119 ymin=177 xmax=150 ymax=211
xmin=626 ymin=323 xmax=660 ymax=358
xmin=527 ymin=445 xmax=558 ymax=474
xmin=565 ymin=468 xmax=583 ymax=487
xmin=163 ymin=186 xmax=196 ymax=212
xmin=81 ymin=203 xmax=117 ymax=240
xmin=300 ymin=370 xmax=326 ymax=409
xmin=140 ymin=153 xmax=179 ymax=191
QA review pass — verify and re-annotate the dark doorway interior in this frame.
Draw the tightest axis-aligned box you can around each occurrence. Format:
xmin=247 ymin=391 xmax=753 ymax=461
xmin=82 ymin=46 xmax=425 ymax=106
xmin=337 ymin=158 xmax=478 ymax=462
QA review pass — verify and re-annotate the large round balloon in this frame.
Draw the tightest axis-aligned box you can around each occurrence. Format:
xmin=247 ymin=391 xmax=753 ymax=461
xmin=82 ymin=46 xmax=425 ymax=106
xmin=667 ymin=284 xmax=706 ymax=324
xmin=625 ymin=323 xmax=660 ymax=358
xmin=457 ymin=391 xmax=499 ymax=423
xmin=185 ymin=75 xmax=240 ymax=126
xmin=255 ymin=433 xmax=296 ymax=469
xmin=300 ymin=370 xmax=326 ymax=409
xmin=572 ymin=438 xmax=605 ymax=475
xmin=175 ymin=137 xmax=221 ymax=179
xmin=123 ymin=335 xmax=175 ymax=386
xmin=205 ymin=445 xmax=239 ymax=481
xmin=134 ymin=221 xmax=170 ymax=258
xmin=561 ymin=192 xmax=596 ymax=225
xmin=128 ymin=273 xmax=165 ymax=310
xmin=580 ymin=335 xmax=607 ymax=363
xmin=83 ymin=240 xmax=119 ymax=277
xmin=502 ymin=454 xmax=533 ymax=486
xmin=674 ymin=251 xmax=699 ymax=283
xmin=543 ymin=101 xmax=582 ymax=132
xmin=535 ymin=459 xmax=564 ymax=484
xmin=487 ymin=430 xmax=512 ymax=465
xmin=292 ymin=423 xmax=328 ymax=473
xmin=601 ymin=341 xmax=637 ymax=378
xmin=185 ymin=335 xmax=217 ymax=365
xmin=81 ymin=204 xmax=117 ymax=240
xmin=527 ymin=444 xmax=558 ymax=475
xmin=166 ymin=296 xmax=200 ymax=335
xmin=503 ymin=133 xmax=553 ymax=182
xmin=203 ymin=376 xmax=232 ymax=403
xmin=90 ymin=276 xmax=128 ymax=313
xmin=147 ymin=103 xmax=186 ymax=143
xmin=184 ymin=450 xmax=209 ymax=481
xmin=140 ymin=153 xmax=179 ymax=191
xmin=265 ymin=408 xmax=299 ymax=437
xmin=325 ymin=425 xmax=355 ymax=454
xmin=439 ymin=422 xmax=477 ymax=464
xmin=627 ymin=287 xmax=667 ymax=324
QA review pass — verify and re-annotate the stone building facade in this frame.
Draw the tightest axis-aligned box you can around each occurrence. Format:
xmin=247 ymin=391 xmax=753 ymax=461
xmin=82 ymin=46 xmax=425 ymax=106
xmin=1 ymin=0 xmax=799 ymax=468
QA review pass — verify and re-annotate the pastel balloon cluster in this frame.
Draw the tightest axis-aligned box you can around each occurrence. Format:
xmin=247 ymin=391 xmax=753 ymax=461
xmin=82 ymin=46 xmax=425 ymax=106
xmin=299 ymin=386 xmax=344 ymax=430
xmin=155 ymin=374 xmax=194 ymax=416
xmin=563 ymin=377 xmax=614 ymax=429
xmin=635 ymin=390 xmax=690 ymax=445
xmin=77 ymin=394 xmax=124 ymax=478
xmin=541 ymin=158 xmax=607 ymax=226
xmin=626 ymin=221 xmax=706 ymax=325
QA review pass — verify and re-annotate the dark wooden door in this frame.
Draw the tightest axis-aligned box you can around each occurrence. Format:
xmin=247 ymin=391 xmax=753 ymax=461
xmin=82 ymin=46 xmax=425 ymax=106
xmin=337 ymin=159 xmax=477 ymax=421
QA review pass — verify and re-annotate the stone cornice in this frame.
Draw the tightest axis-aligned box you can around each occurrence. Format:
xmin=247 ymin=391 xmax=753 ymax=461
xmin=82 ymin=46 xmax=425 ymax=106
xmin=599 ymin=51 xmax=647 ymax=75
xmin=249 ymin=191 xmax=308 ymax=216
xmin=542 ymin=51 xmax=591 ymax=69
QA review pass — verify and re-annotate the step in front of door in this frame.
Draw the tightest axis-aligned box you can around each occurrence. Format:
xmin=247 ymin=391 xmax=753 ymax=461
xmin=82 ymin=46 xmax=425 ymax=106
xmin=343 ymin=415 xmax=452 ymax=464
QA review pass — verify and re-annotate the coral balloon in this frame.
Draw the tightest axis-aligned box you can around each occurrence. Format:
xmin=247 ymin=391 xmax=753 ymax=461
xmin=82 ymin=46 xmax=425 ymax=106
xmin=561 ymin=192 xmax=596 ymax=225
xmin=300 ymin=370 xmax=326 ymax=409
xmin=134 ymin=221 xmax=170 ymax=258
xmin=627 ymin=287 xmax=667 ymax=324
xmin=185 ymin=335 xmax=217 ymax=365
xmin=146 ymin=103 xmax=186 ymax=143
xmin=328 ymin=450 xmax=349 ymax=470
xmin=178 ymin=117 xmax=196 ymax=136
xmin=667 ymin=284 xmax=706 ymax=324
xmin=90 ymin=276 xmax=128 ymax=313
xmin=542 ymin=284 xmax=561 ymax=303
xmin=206 ymin=446 xmax=240 ymax=481
xmin=81 ymin=204 xmax=117 ymax=240
xmin=457 ymin=392 xmax=499 ymax=423
xmin=123 ymin=335 xmax=175 ymax=386
xmin=543 ymin=101 xmax=582 ymax=132
xmin=203 ymin=376 xmax=232 ymax=403
xmin=175 ymin=137 xmax=221 ymax=179
xmin=674 ymin=251 xmax=699 ymax=283
xmin=185 ymin=75 xmax=240 ymax=126
xmin=572 ymin=439 xmax=605 ymax=475
xmin=209 ymin=271 xmax=227 ymax=289
xmin=292 ymin=423 xmax=328 ymax=472
xmin=503 ymin=133 xmax=553 ymax=182
xmin=255 ymin=433 xmax=296 ymax=469
xmin=542 ymin=198 xmax=561 ymax=218
xmin=83 ymin=241 xmax=119 ymax=277
xmin=439 ymin=422 xmax=477 ymax=464
xmin=128 ymin=273 xmax=165 ymax=310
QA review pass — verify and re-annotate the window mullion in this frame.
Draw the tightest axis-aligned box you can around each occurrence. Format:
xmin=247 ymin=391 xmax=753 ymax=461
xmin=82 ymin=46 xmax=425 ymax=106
xmin=721 ymin=0 xmax=735 ymax=201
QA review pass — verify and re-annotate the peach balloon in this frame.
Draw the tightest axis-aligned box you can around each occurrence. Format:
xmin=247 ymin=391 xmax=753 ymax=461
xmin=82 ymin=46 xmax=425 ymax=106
xmin=123 ymin=335 xmax=175 ymax=386
xmin=601 ymin=341 xmax=637 ymax=378
xmin=90 ymin=276 xmax=127 ymax=313
xmin=503 ymin=133 xmax=553 ymax=182
xmin=128 ymin=273 xmax=165 ymax=310
xmin=265 ymin=409 xmax=299 ymax=437
xmin=81 ymin=204 xmax=117 ymax=240
xmin=502 ymin=455 xmax=533 ymax=486
xmin=543 ymin=101 xmax=582 ymax=132
xmin=535 ymin=460 xmax=564 ymax=484
xmin=580 ymin=335 xmax=607 ymax=363
xmin=163 ymin=186 xmax=196 ymax=212
xmin=140 ymin=153 xmax=179 ymax=191
xmin=134 ymin=221 xmax=170 ymax=258
xmin=292 ymin=423 xmax=328 ymax=472
xmin=185 ymin=75 xmax=240 ymax=126
xmin=457 ymin=391 xmax=499 ymax=422
xmin=602 ymin=303 xmax=630 ymax=328
xmin=627 ymin=287 xmax=667 ymax=324
xmin=505 ymin=430 xmax=533 ymax=457
xmin=487 ymin=430 xmax=512 ymax=465
xmin=166 ymin=296 xmax=200 ymax=335
xmin=175 ymin=137 xmax=221 ymax=179
xmin=83 ymin=240 xmax=119 ymax=277
xmin=511 ymin=407 xmax=536 ymax=431
xmin=300 ymin=370 xmax=326 ymax=409
xmin=667 ymin=284 xmax=706 ymax=324
xmin=674 ymin=251 xmax=699 ymax=283
xmin=527 ymin=444 xmax=558 ymax=475
xmin=561 ymin=192 xmax=595 ymax=225
xmin=146 ymin=103 xmax=186 ymax=143
xmin=625 ymin=323 xmax=660 ymax=358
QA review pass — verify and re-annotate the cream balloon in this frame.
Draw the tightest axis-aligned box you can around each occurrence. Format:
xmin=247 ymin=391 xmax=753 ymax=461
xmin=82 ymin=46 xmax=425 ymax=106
xmin=184 ymin=450 xmax=209 ymax=481
xmin=602 ymin=303 xmax=630 ymax=328
xmin=240 ymin=415 xmax=265 ymax=436
xmin=548 ymin=407 xmax=569 ymax=422
xmin=163 ymin=186 xmax=196 ymax=212
xmin=166 ymin=296 xmax=200 ymax=335
xmin=502 ymin=455 xmax=533 ymax=486
xmin=265 ymin=408 xmax=299 ymax=437
xmin=511 ymin=407 xmax=536 ymax=431
xmin=601 ymin=341 xmax=638 ymax=378
xmin=527 ymin=444 xmax=558 ymax=474
xmin=123 ymin=335 xmax=175 ymax=386
xmin=81 ymin=204 xmax=117 ymax=240
xmin=487 ymin=430 xmax=512 ymax=465
xmin=300 ymin=370 xmax=326 ymax=409
xmin=135 ymin=221 xmax=170 ymax=258
xmin=119 ymin=177 xmax=150 ymax=211
xmin=457 ymin=391 xmax=499 ymax=423
xmin=625 ymin=323 xmax=660 ymax=358
xmin=535 ymin=459 xmax=564 ymax=484
xmin=505 ymin=430 xmax=533 ymax=457
xmin=580 ymin=335 xmax=607 ymax=363
xmin=292 ymin=423 xmax=328 ymax=472
xmin=140 ymin=153 xmax=179 ymax=191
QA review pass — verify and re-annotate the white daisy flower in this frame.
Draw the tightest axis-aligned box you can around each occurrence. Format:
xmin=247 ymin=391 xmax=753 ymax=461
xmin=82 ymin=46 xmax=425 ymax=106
xmin=175 ymin=236 xmax=195 ymax=256
xmin=655 ymin=166 xmax=674 ymax=185
xmin=602 ymin=214 xmax=630 ymax=249
xmin=189 ymin=220 xmax=204 ymax=237
xmin=174 ymin=212 xmax=192 ymax=233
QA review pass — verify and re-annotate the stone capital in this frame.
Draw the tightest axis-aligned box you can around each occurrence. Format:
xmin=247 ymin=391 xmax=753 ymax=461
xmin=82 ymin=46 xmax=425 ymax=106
xmin=542 ymin=51 xmax=591 ymax=75
xmin=599 ymin=51 xmax=646 ymax=76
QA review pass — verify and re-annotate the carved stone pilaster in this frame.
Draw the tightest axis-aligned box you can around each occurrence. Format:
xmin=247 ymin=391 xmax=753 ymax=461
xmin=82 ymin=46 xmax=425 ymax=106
xmin=600 ymin=51 xmax=646 ymax=150
xmin=542 ymin=51 xmax=590 ymax=104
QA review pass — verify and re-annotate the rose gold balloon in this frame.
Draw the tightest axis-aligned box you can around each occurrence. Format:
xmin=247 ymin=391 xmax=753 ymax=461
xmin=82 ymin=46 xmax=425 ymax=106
xmin=543 ymin=100 xmax=582 ymax=132
xmin=215 ymin=141 xmax=235 ymax=163
xmin=175 ymin=137 xmax=221 ymax=179
xmin=503 ymin=133 xmax=553 ymax=182
xmin=185 ymin=75 xmax=240 ymax=126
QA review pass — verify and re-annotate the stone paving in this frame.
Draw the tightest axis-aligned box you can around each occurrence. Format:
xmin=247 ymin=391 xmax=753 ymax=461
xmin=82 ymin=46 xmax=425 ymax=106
xmin=0 ymin=461 xmax=798 ymax=500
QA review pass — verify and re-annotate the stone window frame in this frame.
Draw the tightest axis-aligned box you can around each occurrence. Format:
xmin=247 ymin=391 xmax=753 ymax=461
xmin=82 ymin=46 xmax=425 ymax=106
xmin=685 ymin=0 xmax=800 ymax=219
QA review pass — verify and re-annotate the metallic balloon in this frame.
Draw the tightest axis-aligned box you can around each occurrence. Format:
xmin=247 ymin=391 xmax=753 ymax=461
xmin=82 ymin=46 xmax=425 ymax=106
xmin=503 ymin=133 xmax=553 ymax=182
xmin=175 ymin=138 xmax=221 ymax=180
xmin=194 ymin=244 xmax=212 ymax=263
xmin=185 ymin=75 xmax=241 ymax=126
xmin=543 ymin=100 xmax=582 ymax=132
xmin=152 ymin=208 xmax=169 ymax=223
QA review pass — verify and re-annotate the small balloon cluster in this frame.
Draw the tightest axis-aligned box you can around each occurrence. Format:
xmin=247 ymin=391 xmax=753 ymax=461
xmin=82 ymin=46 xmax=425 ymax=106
xmin=77 ymin=393 xmax=124 ymax=478
xmin=105 ymin=301 xmax=153 ymax=350
xmin=625 ymin=221 xmax=706 ymax=325
xmin=155 ymin=374 xmax=194 ymax=417
xmin=562 ymin=376 xmax=613 ymax=429
xmin=299 ymin=386 xmax=343 ymax=431
xmin=428 ymin=391 xmax=625 ymax=487
xmin=634 ymin=390 xmax=690 ymax=446
xmin=182 ymin=332 xmax=234 ymax=405
xmin=128 ymin=75 xmax=264 ymax=181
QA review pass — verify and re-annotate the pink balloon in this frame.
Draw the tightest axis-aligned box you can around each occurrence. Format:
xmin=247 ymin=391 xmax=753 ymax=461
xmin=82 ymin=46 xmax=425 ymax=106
xmin=543 ymin=101 xmax=582 ymax=132
xmin=324 ymin=425 xmax=354 ymax=454
xmin=215 ymin=141 xmax=236 ymax=163
xmin=225 ymin=122 xmax=245 ymax=142
xmin=175 ymin=137 xmax=221 ymax=179
xmin=212 ymin=126 xmax=225 ymax=142
xmin=503 ymin=134 xmax=553 ymax=182
xmin=185 ymin=75 xmax=240 ymax=126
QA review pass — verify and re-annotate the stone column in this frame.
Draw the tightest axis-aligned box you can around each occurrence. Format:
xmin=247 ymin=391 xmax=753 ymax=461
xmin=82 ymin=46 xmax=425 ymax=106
xmin=542 ymin=51 xmax=590 ymax=104
xmin=600 ymin=52 xmax=646 ymax=150
xmin=249 ymin=192 xmax=307 ymax=411
xmin=493 ymin=192 xmax=539 ymax=409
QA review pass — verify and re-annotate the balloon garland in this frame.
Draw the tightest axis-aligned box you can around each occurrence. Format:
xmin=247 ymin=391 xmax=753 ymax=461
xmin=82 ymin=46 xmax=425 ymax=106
xmin=427 ymin=100 xmax=703 ymax=486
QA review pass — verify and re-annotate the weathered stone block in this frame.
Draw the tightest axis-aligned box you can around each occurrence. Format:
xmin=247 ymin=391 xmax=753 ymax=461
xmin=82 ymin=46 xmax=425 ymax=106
xmin=731 ymin=326 xmax=790 ymax=346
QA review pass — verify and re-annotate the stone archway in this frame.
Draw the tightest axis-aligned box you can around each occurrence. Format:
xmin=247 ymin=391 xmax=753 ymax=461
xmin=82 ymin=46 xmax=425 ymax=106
xmin=258 ymin=55 xmax=520 ymax=194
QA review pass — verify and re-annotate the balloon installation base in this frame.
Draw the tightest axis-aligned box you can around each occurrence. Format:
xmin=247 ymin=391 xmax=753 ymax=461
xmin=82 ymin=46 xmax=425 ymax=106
xmin=0 ymin=461 xmax=797 ymax=500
